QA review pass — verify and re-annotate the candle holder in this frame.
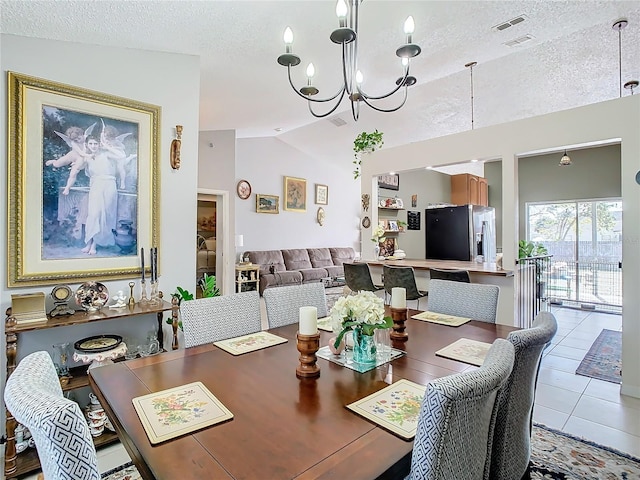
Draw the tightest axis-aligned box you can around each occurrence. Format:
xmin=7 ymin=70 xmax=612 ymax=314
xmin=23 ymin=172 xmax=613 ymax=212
xmin=128 ymin=282 xmax=136 ymax=307
xmin=149 ymin=280 xmax=161 ymax=306
xmin=296 ymin=332 xmax=321 ymax=378
xmin=139 ymin=279 xmax=149 ymax=304
xmin=390 ymin=307 xmax=409 ymax=341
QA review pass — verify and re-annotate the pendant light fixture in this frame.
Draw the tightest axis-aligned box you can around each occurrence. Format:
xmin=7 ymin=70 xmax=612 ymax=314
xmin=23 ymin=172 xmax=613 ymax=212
xmin=465 ymin=61 xmax=477 ymax=130
xmin=559 ymin=150 xmax=571 ymax=167
xmin=612 ymin=19 xmax=628 ymax=98
xmin=276 ymin=0 xmax=421 ymax=121
xmin=624 ymin=80 xmax=638 ymax=95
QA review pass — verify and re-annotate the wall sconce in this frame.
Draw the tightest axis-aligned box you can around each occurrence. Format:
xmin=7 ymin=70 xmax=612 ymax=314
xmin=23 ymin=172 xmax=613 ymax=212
xmin=170 ymin=125 xmax=183 ymax=170
xmin=559 ymin=150 xmax=571 ymax=167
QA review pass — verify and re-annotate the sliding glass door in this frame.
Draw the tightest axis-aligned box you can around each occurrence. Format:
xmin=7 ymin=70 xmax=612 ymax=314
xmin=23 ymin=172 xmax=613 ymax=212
xmin=526 ymin=199 xmax=622 ymax=310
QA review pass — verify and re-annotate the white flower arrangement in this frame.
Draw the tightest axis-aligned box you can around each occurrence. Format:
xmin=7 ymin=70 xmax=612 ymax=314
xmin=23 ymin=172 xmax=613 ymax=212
xmin=330 ymin=291 xmax=392 ymax=348
xmin=371 ymin=225 xmax=386 ymax=243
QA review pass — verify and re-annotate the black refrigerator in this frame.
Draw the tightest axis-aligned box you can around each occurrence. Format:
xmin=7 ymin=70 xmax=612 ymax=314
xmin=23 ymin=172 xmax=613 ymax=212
xmin=425 ymin=205 xmax=496 ymax=262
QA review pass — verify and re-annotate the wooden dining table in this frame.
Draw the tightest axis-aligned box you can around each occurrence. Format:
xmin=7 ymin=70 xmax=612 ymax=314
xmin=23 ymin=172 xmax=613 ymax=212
xmin=88 ymin=311 xmax=517 ymax=480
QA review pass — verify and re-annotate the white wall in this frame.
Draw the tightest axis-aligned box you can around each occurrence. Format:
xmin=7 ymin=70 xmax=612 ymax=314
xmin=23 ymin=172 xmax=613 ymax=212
xmin=362 ymin=95 xmax=640 ymax=398
xmin=235 ymin=137 xmax=360 ymax=253
xmin=1 ymin=34 xmax=200 ymax=433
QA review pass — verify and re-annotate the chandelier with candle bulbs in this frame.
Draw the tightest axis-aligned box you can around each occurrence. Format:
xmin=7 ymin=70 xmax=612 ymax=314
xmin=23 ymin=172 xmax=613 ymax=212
xmin=276 ymin=0 xmax=421 ymax=121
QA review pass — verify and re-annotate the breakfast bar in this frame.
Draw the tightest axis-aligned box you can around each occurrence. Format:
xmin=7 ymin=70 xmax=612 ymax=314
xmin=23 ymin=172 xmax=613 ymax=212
xmin=367 ymin=259 xmax=517 ymax=326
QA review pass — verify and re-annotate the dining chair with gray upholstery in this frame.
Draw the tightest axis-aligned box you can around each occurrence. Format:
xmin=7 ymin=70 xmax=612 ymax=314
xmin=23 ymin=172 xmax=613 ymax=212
xmin=343 ymin=262 xmax=381 ymax=293
xmin=383 ymin=265 xmax=428 ymax=308
xmin=429 ymin=268 xmax=471 ymax=283
xmin=426 ymin=279 xmax=500 ymax=323
xmin=406 ymin=339 xmax=515 ymax=480
xmin=489 ymin=311 xmax=558 ymax=480
xmin=263 ymin=282 xmax=328 ymax=329
xmin=181 ymin=290 xmax=262 ymax=348
xmin=4 ymin=351 xmax=101 ymax=480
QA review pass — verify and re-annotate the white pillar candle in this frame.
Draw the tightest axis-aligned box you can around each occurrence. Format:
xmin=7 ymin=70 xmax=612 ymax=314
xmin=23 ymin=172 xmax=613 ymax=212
xmin=391 ymin=287 xmax=407 ymax=309
xmin=299 ymin=306 xmax=318 ymax=335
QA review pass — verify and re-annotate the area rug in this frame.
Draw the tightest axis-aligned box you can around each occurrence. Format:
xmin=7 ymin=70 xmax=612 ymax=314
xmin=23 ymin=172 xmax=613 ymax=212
xmin=530 ymin=423 xmax=640 ymax=479
xmin=575 ymin=329 xmax=622 ymax=384
xmin=101 ymin=462 xmax=141 ymax=480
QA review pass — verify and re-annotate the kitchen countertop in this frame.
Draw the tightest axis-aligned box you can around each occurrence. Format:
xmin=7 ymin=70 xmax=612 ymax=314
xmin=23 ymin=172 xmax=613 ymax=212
xmin=366 ymin=258 xmax=514 ymax=277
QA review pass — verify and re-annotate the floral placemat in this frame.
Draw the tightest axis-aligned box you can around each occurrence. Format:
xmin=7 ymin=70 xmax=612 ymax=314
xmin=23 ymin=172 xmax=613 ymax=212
xmin=435 ymin=338 xmax=492 ymax=366
xmin=316 ymin=345 xmax=405 ymax=373
xmin=132 ymin=382 xmax=233 ymax=444
xmin=346 ymin=379 xmax=426 ymax=440
xmin=214 ymin=331 xmax=287 ymax=355
xmin=411 ymin=311 xmax=471 ymax=327
xmin=317 ymin=316 xmax=333 ymax=332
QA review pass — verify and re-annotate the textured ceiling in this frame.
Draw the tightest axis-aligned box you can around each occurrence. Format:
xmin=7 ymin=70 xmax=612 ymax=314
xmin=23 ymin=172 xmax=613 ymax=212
xmin=2 ymin=1 xmax=639 ymax=168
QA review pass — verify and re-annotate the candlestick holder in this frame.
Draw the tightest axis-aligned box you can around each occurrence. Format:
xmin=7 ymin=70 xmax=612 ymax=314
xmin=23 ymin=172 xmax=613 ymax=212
xmin=139 ymin=279 xmax=149 ymax=304
xmin=149 ymin=280 xmax=161 ymax=306
xmin=390 ymin=307 xmax=409 ymax=341
xmin=128 ymin=282 xmax=136 ymax=307
xmin=296 ymin=332 xmax=321 ymax=378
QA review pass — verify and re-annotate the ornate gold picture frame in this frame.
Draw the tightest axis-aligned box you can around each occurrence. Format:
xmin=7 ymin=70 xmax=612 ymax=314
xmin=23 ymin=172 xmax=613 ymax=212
xmin=256 ymin=194 xmax=279 ymax=214
xmin=7 ymin=72 xmax=161 ymax=286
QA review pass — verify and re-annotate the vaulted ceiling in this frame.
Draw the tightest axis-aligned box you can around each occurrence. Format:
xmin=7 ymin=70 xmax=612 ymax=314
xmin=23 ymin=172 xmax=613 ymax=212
xmin=2 ymin=1 xmax=639 ymax=167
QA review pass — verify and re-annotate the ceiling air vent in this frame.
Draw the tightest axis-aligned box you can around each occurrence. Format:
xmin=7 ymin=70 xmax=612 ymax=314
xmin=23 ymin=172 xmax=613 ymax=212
xmin=503 ymin=34 xmax=535 ymax=47
xmin=328 ymin=116 xmax=347 ymax=127
xmin=493 ymin=14 xmax=527 ymax=32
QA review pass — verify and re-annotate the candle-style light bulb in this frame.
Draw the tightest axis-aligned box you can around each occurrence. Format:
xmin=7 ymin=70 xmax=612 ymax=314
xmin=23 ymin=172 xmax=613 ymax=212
xmin=402 ymin=57 xmax=409 ymax=68
xmin=283 ymin=27 xmax=294 ymax=45
xmin=356 ymin=70 xmax=364 ymax=85
xmin=404 ymin=15 xmax=415 ymax=44
xmin=336 ymin=0 xmax=348 ymax=27
xmin=306 ymin=63 xmax=315 ymax=79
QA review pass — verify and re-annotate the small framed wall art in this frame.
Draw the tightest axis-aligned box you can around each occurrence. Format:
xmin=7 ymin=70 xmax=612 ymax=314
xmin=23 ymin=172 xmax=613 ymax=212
xmin=236 ymin=180 xmax=251 ymax=199
xmin=284 ymin=176 xmax=307 ymax=212
xmin=378 ymin=173 xmax=399 ymax=190
xmin=256 ymin=194 xmax=279 ymax=214
xmin=315 ymin=184 xmax=328 ymax=205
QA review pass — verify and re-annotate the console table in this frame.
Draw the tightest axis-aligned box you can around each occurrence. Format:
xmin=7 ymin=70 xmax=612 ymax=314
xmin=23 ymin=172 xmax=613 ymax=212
xmin=4 ymin=300 xmax=178 ymax=480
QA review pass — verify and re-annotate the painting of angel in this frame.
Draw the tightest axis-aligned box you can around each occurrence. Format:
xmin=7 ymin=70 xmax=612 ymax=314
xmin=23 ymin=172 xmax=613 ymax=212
xmin=43 ymin=106 xmax=139 ymax=259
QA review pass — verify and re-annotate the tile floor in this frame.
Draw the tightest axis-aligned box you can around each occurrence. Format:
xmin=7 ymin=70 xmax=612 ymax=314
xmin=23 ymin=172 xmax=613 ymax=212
xmin=7 ymin=306 xmax=640 ymax=478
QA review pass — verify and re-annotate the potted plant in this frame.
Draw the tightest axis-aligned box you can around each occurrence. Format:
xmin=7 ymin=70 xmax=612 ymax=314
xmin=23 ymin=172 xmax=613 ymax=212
xmin=353 ymin=130 xmax=384 ymax=179
xmin=166 ymin=273 xmax=220 ymax=331
xmin=397 ymin=220 xmax=408 ymax=232
xmin=518 ymin=240 xmax=549 ymax=298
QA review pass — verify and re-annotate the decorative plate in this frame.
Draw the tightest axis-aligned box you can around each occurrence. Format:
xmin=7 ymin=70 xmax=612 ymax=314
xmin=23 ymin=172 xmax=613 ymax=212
xmin=362 ymin=216 xmax=371 ymax=228
xmin=74 ymin=334 xmax=123 ymax=353
xmin=236 ymin=179 xmax=252 ymax=199
xmin=75 ymin=282 xmax=110 ymax=312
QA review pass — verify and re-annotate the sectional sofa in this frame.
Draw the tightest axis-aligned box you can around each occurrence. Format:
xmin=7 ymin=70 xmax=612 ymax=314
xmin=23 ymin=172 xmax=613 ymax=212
xmin=245 ymin=247 xmax=355 ymax=294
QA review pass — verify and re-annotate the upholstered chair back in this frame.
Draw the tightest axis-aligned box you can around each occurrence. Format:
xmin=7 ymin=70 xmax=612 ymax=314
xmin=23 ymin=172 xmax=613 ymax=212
xmin=429 ymin=268 xmax=471 ymax=283
xmin=181 ymin=291 xmax=262 ymax=348
xmin=407 ymin=339 xmax=515 ymax=480
xmin=383 ymin=265 xmax=428 ymax=308
xmin=490 ymin=311 xmax=558 ymax=480
xmin=4 ymin=351 xmax=100 ymax=480
xmin=263 ymin=283 xmax=328 ymax=329
xmin=427 ymin=279 xmax=499 ymax=323
xmin=344 ymin=263 xmax=379 ymax=293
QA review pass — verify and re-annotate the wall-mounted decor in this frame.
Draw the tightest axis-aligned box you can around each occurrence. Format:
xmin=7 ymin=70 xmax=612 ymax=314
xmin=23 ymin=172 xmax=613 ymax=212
xmin=316 ymin=207 xmax=326 ymax=226
xmin=411 ymin=194 xmax=417 ymax=208
xmin=361 ymin=193 xmax=370 ymax=211
xmin=407 ymin=211 xmax=421 ymax=230
xmin=236 ymin=179 xmax=251 ymax=199
xmin=7 ymin=72 xmax=160 ymax=286
xmin=378 ymin=173 xmax=399 ymax=190
xmin=362 ymin=216 xmax=371 ymax=228
xmin=256 ymin=194 xmax=279 ymax=214
xmin=284 ymin=176 xmax=307 ymax=212
xmin=315 ymin=184 xmax=328 ymax=205
xmin=170 ymin=125 xmax=182 ymax=170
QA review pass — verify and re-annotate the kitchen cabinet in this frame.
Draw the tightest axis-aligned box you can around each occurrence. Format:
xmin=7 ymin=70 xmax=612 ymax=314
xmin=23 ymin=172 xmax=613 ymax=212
xmin=451 ymin=173 xmax=488 ymax=206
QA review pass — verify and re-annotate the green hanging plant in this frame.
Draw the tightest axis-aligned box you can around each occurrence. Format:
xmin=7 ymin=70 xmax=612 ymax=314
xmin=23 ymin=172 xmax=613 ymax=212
xmin=353 ymin=130 xmax=384 ymax=179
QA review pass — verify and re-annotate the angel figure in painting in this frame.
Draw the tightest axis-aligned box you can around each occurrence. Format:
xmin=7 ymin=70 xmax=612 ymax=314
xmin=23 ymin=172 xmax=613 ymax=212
xmin=45 ymin=123 xmax=96 ymax=195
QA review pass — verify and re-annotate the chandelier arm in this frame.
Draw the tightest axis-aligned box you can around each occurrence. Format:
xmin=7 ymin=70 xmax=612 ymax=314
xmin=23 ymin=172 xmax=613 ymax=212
xmin=286 ymin=65 xmax=346 ymax=103
xmin=358 ymin=86 xmax=408 ymax=113
xmin=342 ymin=43 xmax=354 ymax=96
xmin=307 ymin=89 xmax=349 ymax=118
xmin=350 ymin=95 xmax=360 ymax=121
xmin=358 ymin=68 xmax=409 ymax=101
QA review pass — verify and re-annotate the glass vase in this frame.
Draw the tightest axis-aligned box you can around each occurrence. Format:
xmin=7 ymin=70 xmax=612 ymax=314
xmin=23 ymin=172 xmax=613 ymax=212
xmin=352 ymin=327 xmax=377 ymax=365
xmin=52 ymin=342 xmax=70 ymax=377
